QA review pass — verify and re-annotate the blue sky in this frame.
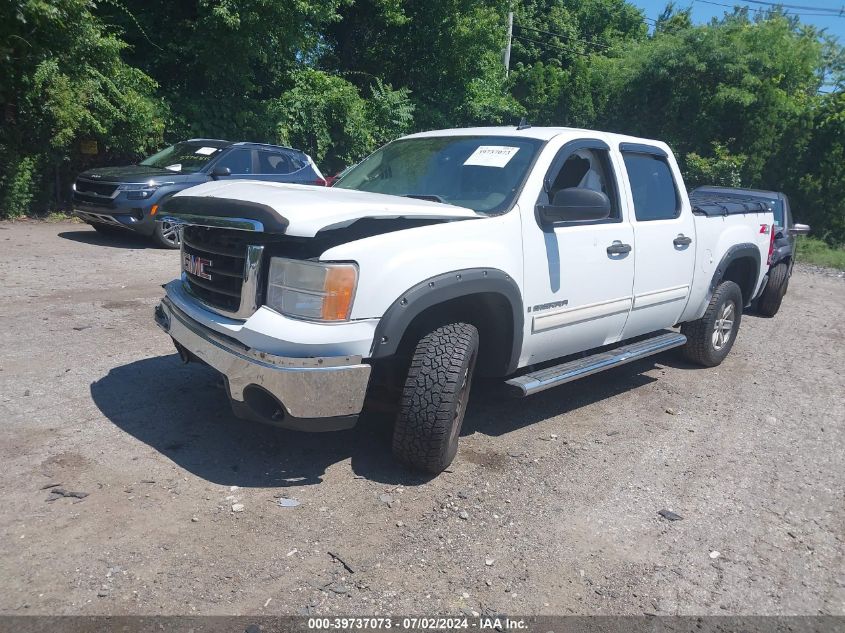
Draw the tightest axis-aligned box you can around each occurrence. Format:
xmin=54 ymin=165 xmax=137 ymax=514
xmin=630 ymin=0 xmax=845 ymax=41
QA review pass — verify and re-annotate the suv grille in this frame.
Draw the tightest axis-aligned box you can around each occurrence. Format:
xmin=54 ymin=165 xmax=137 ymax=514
xmin=75 ymin=178 xmax=118 ymax=197
xmin=182 ymin=226 xmax=252 ymax=313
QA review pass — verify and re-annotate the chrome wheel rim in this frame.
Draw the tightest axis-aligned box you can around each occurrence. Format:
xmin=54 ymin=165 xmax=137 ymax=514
xmin=712 ymin=301 xmax=735 ymax=350
xmin=160 ymin=222 xmax=181 ymax=246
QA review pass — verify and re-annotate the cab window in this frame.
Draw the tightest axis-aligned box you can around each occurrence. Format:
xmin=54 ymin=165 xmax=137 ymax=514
xmin=622 ymin=152 xmax=680 ymax=221
xmin=542 ymin=147 xmax=620 ymax=221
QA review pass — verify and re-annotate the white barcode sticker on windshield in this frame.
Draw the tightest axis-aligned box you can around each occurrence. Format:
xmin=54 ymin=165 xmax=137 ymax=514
xmin=195 ymin=146 xmax=219 ymax=155
xmin=463 ymin=146 xmax=520 ymax=168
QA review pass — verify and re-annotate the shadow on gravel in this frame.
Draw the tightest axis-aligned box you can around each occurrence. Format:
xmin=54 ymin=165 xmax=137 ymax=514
xmin=91 ymin=351 xmax=676 ymax=488
xmin=91 ymin=354 xmax=428 ymax=489
xmin=58 ymin=229 xmax=155 ymax=249
xmin=463 ymin=356 xmax=662 ymax=437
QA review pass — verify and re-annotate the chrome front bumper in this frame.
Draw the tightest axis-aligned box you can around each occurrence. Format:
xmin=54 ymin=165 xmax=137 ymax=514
xmin=154 ymin=298 xmax=372 ymax=430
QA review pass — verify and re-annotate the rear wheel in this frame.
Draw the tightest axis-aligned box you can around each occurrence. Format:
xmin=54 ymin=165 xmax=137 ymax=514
xmin=756 ymin=262 xmax=789 ymax=317
xmin=680 ymin=280 xmax=743 ymax=367
xmin=152 ymin=219 xmax=181 ymax=249
xmin=392 ymin=323 xmax=479 ymax=474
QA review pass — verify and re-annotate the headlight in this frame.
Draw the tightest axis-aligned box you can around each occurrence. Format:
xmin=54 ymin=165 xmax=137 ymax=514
xmin=118 ymin=181 xmax=160 ymax=200
xmin=266 ymin=258 xmax=358 ymax=321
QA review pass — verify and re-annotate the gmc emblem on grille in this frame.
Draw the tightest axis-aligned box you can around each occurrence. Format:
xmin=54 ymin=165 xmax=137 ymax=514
xmin=184 ymin=253 xmax=212 ymax=280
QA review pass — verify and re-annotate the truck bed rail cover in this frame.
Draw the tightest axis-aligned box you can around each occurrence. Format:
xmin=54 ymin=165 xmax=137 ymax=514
xmin=689 ymin=193 xmax=772 ymax=217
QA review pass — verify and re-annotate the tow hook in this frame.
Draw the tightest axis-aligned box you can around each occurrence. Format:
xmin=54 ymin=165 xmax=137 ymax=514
xmin=154 ymin=303 xmax=170 ymax=332
xmin=173 ymin=340 xmax=192 ymax=364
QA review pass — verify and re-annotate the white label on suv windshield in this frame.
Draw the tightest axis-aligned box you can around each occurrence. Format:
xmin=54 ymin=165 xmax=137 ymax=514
xmin=195 ymin=146 xmax=219 ymax=155
xmin=463 ymin=146 xmax=520 ymax=168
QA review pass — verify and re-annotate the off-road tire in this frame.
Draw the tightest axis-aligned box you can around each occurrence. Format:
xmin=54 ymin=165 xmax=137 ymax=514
xmin=152 ymin=219 xmax=181 ymax=249
xmin=392 ymin=323 xmax=479 ymax=474
xmin=756 ymin=262 xmax=789 ymax=317
xmin=680 ymin=280 xmax=743 ymax=368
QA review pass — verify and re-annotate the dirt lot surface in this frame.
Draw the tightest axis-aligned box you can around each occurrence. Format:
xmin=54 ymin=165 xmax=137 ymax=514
xmin=1 ymin=220 xmax=843 ymax=617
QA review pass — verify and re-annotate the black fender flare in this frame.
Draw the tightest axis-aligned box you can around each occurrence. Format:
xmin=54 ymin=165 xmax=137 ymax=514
xmin=709 ymin=243 xmax=761 ymax=306
xmin=369 ymin=268 xmax=524 ymax=374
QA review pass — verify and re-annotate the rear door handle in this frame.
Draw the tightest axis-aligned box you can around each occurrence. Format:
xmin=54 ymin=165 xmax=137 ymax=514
xmin=607 ymin=241 xmax=632 ymax=255
xmin=674 ymin=234 xmax=692 ymax=246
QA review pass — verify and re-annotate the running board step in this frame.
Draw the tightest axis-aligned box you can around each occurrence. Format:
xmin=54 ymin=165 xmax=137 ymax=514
xmin=505 ymin=331 xmax=687 ymax=397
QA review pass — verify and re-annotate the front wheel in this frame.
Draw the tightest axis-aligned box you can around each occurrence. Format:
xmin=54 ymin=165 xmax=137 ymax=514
xmin=152 ymin=219 xmax=181 ymax=249
xmin=680 ymin=280 xmax=743 ymax=367
xmin=392 ymin=323 xmax=479 ymax=474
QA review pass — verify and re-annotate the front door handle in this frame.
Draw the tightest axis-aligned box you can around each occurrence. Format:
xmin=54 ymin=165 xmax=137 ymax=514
xmin=674 ymin=234 xmax=692 ymax=246
xmin=607 ymin=241 xmax=632 ymax=255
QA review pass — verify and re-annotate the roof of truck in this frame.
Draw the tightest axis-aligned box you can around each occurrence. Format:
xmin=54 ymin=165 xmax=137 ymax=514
xmin=404 ymin=126 xmax=671 ymax=149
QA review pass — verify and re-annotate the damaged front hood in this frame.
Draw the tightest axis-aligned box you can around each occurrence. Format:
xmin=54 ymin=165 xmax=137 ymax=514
xmin=165 ymin=180 xmax=479 ymax=237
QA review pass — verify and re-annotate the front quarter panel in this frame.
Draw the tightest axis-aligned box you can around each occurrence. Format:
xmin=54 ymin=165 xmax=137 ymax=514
xmin=319 ymin=211 xmax=524 ymax=321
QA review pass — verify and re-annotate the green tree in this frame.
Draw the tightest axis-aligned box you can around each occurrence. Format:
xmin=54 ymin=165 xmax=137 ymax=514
xmin=1 ymin=0 xmax=165 ymax=216
xmin=683 ymin=142 xmax=747 ymax=188
xmin=97 ymin=0 xmax=346 ymax=140
xmin=786 ymin=92 xmax=845 ymax=243
xmin=324 ymin=0 xmax=521 ymax=128
xmin=269 ymin=69 xmax=414 ymax=174
xmin=597 ymin=12 xmax=825 ymax=182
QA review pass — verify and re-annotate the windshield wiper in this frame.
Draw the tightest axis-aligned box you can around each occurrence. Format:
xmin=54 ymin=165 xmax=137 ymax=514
xmin=403 ymin=194 xmax=445 ymax=203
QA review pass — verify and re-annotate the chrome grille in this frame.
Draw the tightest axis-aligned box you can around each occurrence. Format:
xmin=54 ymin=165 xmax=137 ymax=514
xmin=181 ymin=226 xmax=263 ymax=317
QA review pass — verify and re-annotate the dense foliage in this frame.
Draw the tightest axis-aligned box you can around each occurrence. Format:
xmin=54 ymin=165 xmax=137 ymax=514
xmin=1 ymin=0 xmax=843 ymax=243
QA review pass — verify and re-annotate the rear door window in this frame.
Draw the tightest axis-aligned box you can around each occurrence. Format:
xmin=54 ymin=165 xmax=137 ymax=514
xmin=214 ymin=149 xmax=254 ymax=175
xmin=622 ymin=153 xmax=680 ymax=221
xmin=257 ymin=150 xmax=309 ymax=175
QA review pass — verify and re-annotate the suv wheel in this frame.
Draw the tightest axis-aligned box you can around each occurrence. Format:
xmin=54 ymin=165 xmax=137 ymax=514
xmin=153 ymin=219 xmax=181 ymax=249
xmin=392 ymin=323 xmax=479 ymax=474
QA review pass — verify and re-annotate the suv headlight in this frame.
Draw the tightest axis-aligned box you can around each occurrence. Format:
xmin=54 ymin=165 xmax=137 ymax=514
xmin=118 ymin=181 xmax=161 ymax=200
xmin=266 ymin=258 xmax=358 ymax=321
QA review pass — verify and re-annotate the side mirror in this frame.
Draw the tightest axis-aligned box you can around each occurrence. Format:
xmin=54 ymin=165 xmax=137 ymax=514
xmin=538 ymin=188 xmax=611 ymax=225
xmin=789 ymin=223 xmax=810 ymax=236
xmin=211 ymin=165 xmax=231 ymax=179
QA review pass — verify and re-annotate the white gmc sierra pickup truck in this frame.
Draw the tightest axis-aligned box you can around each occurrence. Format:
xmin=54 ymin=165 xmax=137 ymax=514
xmin=153 ymin=126 xmax=775 ymax=473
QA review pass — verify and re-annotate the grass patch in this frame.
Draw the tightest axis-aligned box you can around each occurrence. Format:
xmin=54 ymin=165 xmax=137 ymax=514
xmin=41 ymin=211 xmax=81 ymax=223
xmin=795 ymin=236 xmax=845 ymax=270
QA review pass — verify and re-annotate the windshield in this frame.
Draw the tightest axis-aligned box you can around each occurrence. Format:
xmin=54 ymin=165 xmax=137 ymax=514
xmin=334 ymin=136 xmax=544 ymax=214
xmin=140 ymin=142 xmax=225 ymax=173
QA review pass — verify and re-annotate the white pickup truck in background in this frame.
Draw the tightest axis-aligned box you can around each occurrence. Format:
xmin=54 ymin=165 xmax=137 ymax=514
xmin=153 ymin=126 xmax=775 ymax=473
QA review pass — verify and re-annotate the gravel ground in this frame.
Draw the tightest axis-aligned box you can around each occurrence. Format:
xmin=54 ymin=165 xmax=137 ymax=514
xmin=1 ymin=220 xmax=843 ymax=616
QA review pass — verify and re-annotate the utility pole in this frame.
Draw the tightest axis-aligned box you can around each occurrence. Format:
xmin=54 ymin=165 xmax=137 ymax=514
xmin=504 ymin=11 xmax=513 ymax=76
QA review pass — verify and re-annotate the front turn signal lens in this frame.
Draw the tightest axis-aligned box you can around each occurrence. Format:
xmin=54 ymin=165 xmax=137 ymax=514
xmin=321 ymin=265 xmax=358 ymax=321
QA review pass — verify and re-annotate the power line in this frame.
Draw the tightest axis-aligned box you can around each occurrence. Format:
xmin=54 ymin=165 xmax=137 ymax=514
xmin=695 ymin=0 xmax=845 ymax=17
xmin=512 ymin=33 xmax=581 ymax=54
xmin=734 ymin=0 xmax=844 ymax=14
xmin=511 ymin=33 xmax=601 ymax=58
xmin=515 ymin=23 xmax=615 ymax=52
